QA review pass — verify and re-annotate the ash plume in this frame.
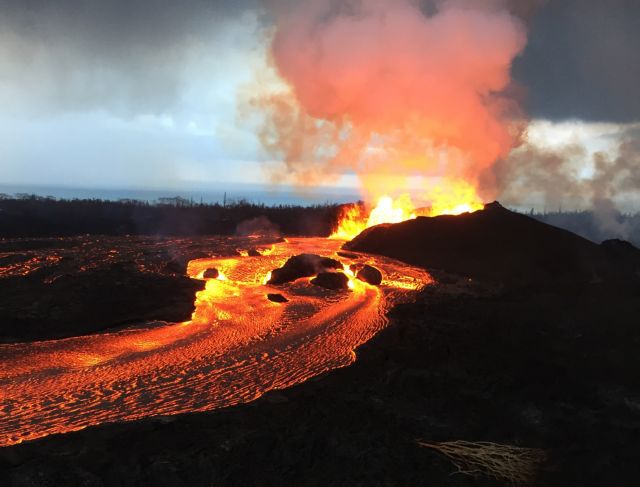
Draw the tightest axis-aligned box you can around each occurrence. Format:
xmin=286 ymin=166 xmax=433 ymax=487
xmin=251 ymin=0 xmax=532 ymax=201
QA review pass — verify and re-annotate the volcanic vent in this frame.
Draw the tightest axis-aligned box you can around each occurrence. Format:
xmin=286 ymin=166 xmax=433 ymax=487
xmin=345 ymin=202 xmax=640 ymax=286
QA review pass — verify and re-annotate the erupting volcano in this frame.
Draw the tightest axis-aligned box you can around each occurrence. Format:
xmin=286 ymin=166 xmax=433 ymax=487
xmin=3 ymin=0 xmax=638 ymax=484
xmin=255 ymin=0 xmax=527 ymax=224
xmin=1 ymin=0 xmax=527 ymax=449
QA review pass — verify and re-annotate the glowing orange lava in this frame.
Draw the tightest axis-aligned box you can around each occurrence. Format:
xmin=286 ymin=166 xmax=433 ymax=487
xmin=0 ymin=237 xmax=432 ymax=447
xmin=331 ymin=179 xmax=485 ymax=240
xmin=424 ymin=179 xmax=486 ymax=217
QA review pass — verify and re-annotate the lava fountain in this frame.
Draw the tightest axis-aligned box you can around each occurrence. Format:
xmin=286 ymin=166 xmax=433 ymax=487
xmin=253 ymin=0 xmax=528 ymax=221
xmin=331 ymin=179 xmax=485 ymax=240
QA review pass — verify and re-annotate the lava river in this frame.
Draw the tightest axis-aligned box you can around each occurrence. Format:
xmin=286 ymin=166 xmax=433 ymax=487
xmin=0 ymin=237 xmax=431 ymax=447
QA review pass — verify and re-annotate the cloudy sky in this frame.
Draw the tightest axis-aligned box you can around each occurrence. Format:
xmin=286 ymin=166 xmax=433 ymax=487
xmin=0 ymin=0 xmax=638 ymax=207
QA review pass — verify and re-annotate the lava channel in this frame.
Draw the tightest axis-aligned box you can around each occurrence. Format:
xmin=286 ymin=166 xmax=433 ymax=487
xmin=0 ymin=237 xmax=432 ymax=447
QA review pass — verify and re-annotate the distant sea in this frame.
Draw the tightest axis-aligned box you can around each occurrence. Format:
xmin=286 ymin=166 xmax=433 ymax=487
xmin=0 ymin=183 xmax=362 ymax=207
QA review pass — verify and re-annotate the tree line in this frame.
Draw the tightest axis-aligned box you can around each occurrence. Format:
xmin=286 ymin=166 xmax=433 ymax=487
xmin=0 ymin=194 xmax=345 ymax=238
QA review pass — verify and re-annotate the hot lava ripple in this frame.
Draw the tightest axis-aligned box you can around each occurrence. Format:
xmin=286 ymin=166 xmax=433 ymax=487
xmin=0 ymin=237 xmax=431 ymax=447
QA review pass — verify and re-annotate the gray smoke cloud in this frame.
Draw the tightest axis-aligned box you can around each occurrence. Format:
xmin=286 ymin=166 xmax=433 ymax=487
xmin=0 ymin=0 xmax=257 ymax=116
xmin=494 ymin=124 xmax=640 ymax=238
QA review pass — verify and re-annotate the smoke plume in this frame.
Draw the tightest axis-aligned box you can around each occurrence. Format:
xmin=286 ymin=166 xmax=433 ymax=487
xmin=494 ymin=124 xmax=640 ymax=239
xmin=253 ymin=0 xmax=530 ymax=202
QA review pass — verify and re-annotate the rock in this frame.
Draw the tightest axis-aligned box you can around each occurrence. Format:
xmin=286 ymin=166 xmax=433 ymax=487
xmin=267 ymin=293 xmax=289 ymax=303
xmin=356 ymin=265 xmax=383 ymax=285
xmin=268 ymin=254 xmax=342 ymax=285
xmin=202 ymin=268 xmax=219 ymax=279
xmin=247 ymin=248 xmax=261 ymax=257
xmin=310 ymin=272 xmax=349 ymax=290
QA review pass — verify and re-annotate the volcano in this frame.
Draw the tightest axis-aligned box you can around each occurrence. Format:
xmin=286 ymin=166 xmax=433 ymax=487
xmin=345 ymin=202 xmax=640 ymax=287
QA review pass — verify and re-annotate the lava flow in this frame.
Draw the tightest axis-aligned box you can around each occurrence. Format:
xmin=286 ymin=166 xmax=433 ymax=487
xmin=0 ymin=237 xmax=431 ymax=447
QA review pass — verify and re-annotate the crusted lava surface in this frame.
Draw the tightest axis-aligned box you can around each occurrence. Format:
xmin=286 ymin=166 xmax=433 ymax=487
xmin=0 ymin=236 xmax=255 ymax=342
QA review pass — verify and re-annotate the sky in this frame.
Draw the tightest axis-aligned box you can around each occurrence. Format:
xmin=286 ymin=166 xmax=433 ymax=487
xmin=0 ymin=0 xmax=638 ymax=208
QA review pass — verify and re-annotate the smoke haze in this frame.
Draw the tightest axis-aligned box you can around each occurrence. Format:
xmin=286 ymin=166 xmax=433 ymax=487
xmin=495 ymin=123 xmax=640 ymax=238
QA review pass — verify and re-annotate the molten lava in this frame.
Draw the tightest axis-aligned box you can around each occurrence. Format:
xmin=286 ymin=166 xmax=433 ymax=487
xmin=0 ymin=237 xmax=432 ymax=447
xmin=330 ymin=195 xmax=417 ymax=240
xmin=424 ymin=179 xmax=486 ymax=217
xmin=331 ymin=180 xmax=485 ymax=240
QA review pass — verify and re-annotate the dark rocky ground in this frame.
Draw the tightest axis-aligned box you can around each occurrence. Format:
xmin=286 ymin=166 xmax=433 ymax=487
xmin=0 ymin=235 xmax=276 ymax=342
xmin=0 ymin=236 xmax=205 ymax=342
xmin=2 ymin=207 xmax=640 ymax=486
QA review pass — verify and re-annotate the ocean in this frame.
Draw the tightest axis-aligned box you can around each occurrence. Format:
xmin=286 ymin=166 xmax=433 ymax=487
xmin=0 ymin=183 xmax=362 ymax=207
